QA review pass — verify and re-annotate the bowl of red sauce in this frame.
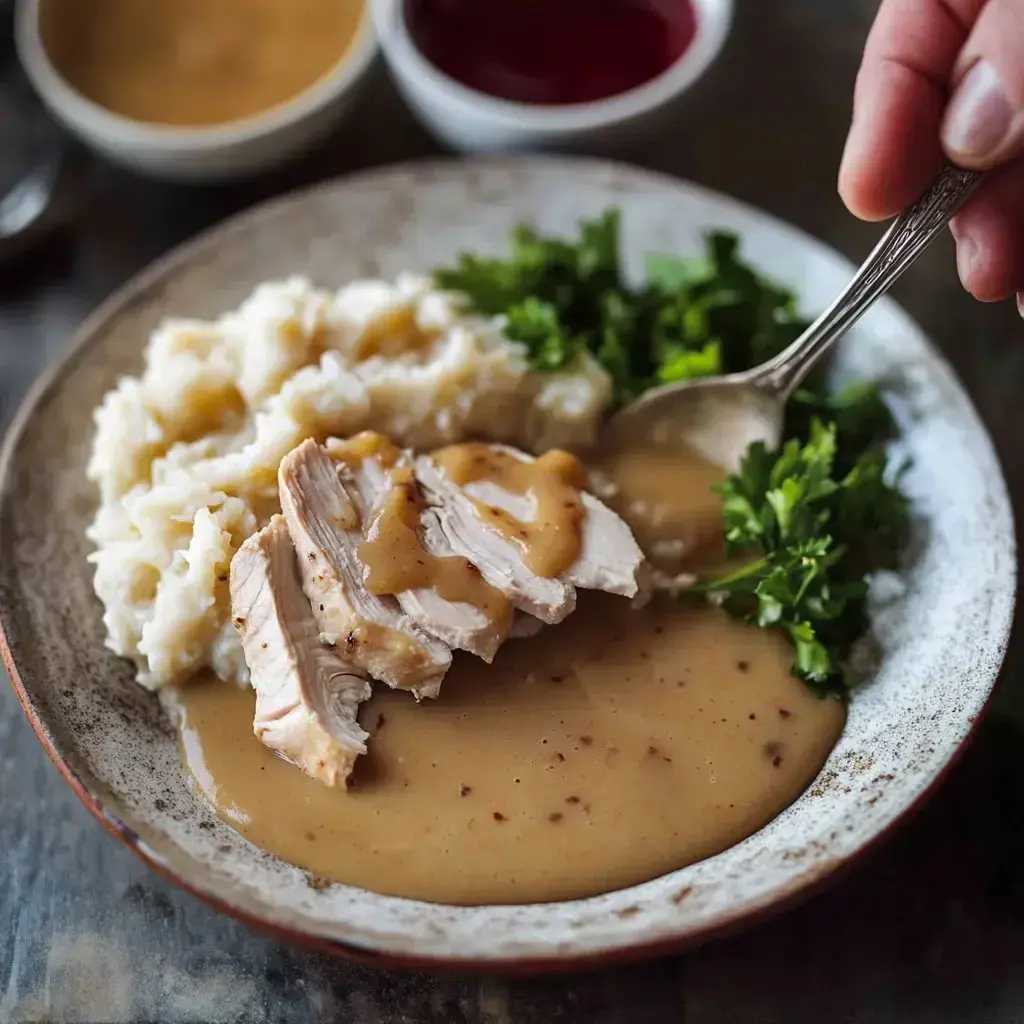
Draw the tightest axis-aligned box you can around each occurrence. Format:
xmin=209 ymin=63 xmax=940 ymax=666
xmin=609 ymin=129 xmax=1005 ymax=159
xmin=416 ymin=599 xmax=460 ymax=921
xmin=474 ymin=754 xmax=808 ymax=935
xmin=371 ymin=0 xmax=732 ymax=152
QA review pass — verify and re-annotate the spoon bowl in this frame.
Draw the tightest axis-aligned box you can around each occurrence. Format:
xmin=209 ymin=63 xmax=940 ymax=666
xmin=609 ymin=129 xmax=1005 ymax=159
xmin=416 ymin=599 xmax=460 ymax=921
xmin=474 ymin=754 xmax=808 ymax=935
xmin=603 ymin=375 xmax=782 ymax=473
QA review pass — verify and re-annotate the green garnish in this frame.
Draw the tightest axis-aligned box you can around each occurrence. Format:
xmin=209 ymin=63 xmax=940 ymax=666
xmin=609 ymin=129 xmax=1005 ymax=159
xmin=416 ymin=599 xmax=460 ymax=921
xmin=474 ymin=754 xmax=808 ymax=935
xmin=702 ymin=421 xmax=909 ymax=698
xmin=434 ymin=210 xmax=910 ymax=699
xmin=434 ymin=210 xmax=811 ymax=404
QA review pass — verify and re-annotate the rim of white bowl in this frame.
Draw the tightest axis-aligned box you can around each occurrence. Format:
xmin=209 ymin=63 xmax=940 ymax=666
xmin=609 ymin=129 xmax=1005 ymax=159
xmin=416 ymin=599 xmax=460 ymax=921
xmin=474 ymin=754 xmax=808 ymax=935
xmin=371 ymin=0 xmax=732 ymax=133
xmin=14 ymin=0 xmax=379 ymax=151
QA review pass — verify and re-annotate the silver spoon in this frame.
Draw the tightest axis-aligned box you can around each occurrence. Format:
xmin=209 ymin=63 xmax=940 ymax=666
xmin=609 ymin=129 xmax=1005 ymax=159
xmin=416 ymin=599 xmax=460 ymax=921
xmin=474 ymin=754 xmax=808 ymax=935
xmin=0 ymin=157 xmax=58 ymax=239
xmin=603 ymin=164 xmax=984 ymax=471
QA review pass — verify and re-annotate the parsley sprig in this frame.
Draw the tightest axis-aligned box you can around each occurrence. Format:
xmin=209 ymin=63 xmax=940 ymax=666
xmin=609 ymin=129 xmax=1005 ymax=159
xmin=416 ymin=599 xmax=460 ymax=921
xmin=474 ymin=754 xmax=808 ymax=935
xmin=434 ymin=211 xmax=910 ymax=699
xmin=704 ymin=421 xmax=908 ymax=697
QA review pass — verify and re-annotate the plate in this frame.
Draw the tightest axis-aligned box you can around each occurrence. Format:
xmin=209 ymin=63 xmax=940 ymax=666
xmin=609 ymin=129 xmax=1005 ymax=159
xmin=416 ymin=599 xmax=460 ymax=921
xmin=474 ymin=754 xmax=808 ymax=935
xmin=0 ymin=156 xmax=1015 ymax=971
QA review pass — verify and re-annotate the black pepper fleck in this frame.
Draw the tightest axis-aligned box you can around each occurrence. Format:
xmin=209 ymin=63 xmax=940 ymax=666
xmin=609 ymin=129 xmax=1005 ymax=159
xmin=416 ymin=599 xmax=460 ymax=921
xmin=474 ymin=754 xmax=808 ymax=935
xmin=460 ymin=784 xmax=471 ymax=796
xmin=493 ymin=812 xmax=507 ymax=822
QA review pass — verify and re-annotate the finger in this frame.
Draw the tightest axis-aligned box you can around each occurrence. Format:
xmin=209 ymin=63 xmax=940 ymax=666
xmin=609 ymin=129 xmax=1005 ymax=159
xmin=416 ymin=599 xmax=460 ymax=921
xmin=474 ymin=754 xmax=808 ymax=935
xmin=839 ymin=0 xmax=983 ymax=221
xmin=949 ymin=156 xmax=1024 ymax=300
xmin=942 ymin=0 xmax=1024 ymax=168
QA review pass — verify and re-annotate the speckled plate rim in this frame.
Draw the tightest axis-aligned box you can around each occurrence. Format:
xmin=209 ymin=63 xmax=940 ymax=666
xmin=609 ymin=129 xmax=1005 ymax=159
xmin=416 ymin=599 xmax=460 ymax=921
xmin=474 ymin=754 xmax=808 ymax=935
xmin=0 ymin=155 xmax=1016 ymax=973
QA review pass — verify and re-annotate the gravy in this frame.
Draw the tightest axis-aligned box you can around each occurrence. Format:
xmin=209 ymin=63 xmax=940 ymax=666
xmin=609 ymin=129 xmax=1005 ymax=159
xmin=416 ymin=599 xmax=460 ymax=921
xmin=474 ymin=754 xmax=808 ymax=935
xmin=433 ymin=444 xmax=588 ymax=578
xmin=178 ymin=595 xmax=844 ymax=905
xmin=327 ymin=431 xmax=402 ymax=471
xmin=327 ymin=432 xmax=512 ymax=625
xmin=593 ymin=435 xmax=730 ymax=573
xmin=360 ymin=465 xmax=511 ymax=626
xmin=41 ymin=0 xmax=366 ymax=127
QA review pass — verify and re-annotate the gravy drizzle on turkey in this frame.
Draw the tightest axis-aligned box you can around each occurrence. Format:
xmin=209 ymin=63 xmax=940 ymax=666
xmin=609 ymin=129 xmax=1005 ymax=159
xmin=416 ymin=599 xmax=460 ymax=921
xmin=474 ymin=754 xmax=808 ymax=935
xmin=432 ymin=443 xmax=589 ymax=578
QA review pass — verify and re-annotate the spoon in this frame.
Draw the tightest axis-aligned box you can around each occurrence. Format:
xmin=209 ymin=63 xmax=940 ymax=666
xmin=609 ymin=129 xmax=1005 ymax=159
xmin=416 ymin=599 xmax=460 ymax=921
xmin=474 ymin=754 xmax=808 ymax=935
xmin=0 ymin=156 xmax=59 ymax=240
xmin=0 ymin=146 xmax=82 ymax=271
xmin=603 ymin=164 xmax=983 ymax=471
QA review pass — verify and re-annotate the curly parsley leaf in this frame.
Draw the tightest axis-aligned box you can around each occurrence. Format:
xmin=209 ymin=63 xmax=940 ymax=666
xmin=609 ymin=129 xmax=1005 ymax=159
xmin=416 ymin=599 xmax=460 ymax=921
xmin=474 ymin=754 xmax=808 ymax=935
xmin=703 ymin=418 xmax=909 ymax=697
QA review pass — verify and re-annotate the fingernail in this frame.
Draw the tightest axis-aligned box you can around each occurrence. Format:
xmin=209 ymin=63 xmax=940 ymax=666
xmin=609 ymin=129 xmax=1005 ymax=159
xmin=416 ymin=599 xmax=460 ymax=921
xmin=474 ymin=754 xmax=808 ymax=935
xmin=943 ymin=60 xmax=1012 ymax=161
xmin=956 ymin=232 xmax=978 ymax=289
xmin=1017 ymin=292 xmax=1024 ymax=318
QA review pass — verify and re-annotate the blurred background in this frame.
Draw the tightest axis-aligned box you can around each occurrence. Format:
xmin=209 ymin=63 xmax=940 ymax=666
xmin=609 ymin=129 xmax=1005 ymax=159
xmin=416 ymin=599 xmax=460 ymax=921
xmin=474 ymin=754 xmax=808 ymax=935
xmin=2 ymin=1 xmax=1024 ymax=1021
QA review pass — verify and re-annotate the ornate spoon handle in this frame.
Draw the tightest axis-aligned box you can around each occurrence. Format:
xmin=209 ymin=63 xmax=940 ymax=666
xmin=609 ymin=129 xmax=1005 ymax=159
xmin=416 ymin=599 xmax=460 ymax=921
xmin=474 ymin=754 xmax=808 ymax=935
xmin=753 ymin=164 xmax=983 ymax=399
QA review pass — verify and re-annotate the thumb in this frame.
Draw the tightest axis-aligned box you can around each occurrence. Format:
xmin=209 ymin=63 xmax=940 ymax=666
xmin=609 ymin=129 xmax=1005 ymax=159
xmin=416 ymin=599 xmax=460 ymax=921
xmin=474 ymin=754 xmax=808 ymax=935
xmin=942 ymin=0 xmax=1024 ymax=169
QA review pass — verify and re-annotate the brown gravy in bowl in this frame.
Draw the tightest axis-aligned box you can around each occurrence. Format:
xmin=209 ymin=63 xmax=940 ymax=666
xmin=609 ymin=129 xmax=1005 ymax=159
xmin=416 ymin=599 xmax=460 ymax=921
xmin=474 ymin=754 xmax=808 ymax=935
xmin=175 ymin=438 xmax=845 ymax=905
xmin=39 ymin=0 xmax=366 ymax=127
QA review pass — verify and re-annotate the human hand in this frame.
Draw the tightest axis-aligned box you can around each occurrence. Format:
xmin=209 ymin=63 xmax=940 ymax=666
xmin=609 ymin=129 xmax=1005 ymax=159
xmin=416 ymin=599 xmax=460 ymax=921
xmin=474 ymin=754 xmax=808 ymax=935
xmin=838 ymin=0 xmax=1024 ymax=311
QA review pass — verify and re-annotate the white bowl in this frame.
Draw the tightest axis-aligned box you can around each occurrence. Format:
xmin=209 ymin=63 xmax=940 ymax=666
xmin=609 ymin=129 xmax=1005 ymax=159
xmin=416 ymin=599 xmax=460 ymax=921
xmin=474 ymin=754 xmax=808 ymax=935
xmin=370 ymin=0 xmax=732 ymax=153
xmin=14 ymin=0 xmax=378 ymax=183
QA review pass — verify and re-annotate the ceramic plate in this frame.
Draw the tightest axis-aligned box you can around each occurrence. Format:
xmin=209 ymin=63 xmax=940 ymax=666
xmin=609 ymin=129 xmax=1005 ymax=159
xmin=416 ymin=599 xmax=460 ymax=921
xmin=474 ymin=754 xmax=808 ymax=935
xmin=0 ymin=157 xmax=1015 ymax=972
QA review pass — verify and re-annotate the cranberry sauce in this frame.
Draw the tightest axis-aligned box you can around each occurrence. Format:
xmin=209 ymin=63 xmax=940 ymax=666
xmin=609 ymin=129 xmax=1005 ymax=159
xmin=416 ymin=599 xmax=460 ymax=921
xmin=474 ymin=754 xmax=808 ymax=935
xmin=404 ymin=0 xmax=697 ymax=107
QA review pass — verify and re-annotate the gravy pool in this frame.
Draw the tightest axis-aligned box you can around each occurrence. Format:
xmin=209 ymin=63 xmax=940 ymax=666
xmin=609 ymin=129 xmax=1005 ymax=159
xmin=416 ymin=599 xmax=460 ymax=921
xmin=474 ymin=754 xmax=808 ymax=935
xmin=176 ymin=435 xmax=846 ymax=904
xmin=40 ymin=0 xmax=366 ymax=127
xmin=178 ymin=595 xmax=844 ymax=905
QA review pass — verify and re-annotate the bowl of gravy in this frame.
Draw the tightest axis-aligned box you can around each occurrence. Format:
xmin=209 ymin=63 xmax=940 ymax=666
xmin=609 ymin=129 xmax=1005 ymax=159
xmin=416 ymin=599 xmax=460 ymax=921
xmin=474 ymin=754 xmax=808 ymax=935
xmin=15 ymin=0 xmax=376 ymax=182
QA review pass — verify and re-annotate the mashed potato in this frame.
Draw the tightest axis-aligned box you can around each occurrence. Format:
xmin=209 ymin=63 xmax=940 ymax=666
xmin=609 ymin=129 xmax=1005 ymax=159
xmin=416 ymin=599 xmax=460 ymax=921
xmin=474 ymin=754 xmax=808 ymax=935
xmin=87 ymin=273 xmax=613 ymax=689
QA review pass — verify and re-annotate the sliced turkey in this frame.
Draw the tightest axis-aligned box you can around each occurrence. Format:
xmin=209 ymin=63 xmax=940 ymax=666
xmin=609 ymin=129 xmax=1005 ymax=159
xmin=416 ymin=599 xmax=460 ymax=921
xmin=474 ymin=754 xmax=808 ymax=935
xmin=229 ymin=516 xmax=370 ymax=787
xmin=278 ymin=438 xmax=452 ymax=699
xmin=414 ymin=454 xmax=578 ymax=625
xmin=461 ymin=445 xmax=651 ymax=602
xmin=326 ymin=439 xmax=513 ymax=662
xmin=414 ymin=443 xmax=650 ymax=622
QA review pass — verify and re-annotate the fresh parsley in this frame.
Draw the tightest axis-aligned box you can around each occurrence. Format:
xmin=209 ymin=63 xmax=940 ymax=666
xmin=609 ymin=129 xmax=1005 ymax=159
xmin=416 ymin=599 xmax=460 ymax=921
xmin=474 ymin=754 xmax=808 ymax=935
xmin=703 ymin=420 xmax=908 ymax=698
xmin=434 ymin=210 xmax=910 ymax=699
xmin=435 ymin=210 xmax=812 ymax=404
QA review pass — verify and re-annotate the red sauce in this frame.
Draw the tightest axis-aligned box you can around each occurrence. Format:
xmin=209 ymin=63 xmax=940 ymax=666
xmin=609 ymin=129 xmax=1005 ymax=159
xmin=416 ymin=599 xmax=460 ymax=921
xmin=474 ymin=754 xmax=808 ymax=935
xmin=404 ymin=0 xmax=697 ymax=107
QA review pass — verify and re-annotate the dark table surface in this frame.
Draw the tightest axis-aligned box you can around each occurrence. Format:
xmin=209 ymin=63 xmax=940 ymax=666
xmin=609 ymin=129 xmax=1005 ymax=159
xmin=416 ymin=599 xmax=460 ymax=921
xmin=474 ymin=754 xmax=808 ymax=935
xmin=3 ymin=2 xmax=1024 ymax=1021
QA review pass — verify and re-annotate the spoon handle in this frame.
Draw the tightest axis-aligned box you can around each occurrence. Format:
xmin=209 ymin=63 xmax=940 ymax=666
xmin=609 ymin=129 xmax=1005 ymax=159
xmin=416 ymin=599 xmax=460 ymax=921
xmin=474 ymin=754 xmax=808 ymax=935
xmin=757 ymin=164 xmax=983 ymax=400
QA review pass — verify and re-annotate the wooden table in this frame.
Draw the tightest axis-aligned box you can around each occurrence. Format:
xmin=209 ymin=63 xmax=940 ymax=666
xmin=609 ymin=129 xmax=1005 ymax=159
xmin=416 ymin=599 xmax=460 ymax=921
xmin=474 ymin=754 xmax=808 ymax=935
xmin=3 ymin=2 xmax=1024 ymax=1020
